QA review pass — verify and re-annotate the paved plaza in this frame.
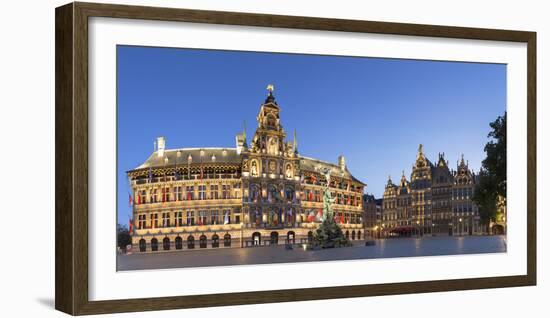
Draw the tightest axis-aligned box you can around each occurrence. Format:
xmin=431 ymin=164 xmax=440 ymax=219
xmin=117 ymin=235 xmax=506 ymax=271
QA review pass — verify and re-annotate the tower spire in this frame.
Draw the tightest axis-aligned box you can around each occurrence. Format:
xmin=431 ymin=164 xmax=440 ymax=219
xmin=293 ymin=128 xmax=298 ymax=154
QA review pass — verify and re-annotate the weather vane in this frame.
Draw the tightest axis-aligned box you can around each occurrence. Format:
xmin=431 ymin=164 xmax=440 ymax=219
xmin=267 ymin=84 xmax=274 ymax=93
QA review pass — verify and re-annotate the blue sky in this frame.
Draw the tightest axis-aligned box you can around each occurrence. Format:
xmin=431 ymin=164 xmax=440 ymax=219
xmin=117 ymin=45 xmax=506 ymax=224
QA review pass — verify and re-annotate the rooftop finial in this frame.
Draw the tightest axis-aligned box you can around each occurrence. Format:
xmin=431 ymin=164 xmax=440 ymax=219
xmin=418 ymin=143 xmax=423 ymax=154
xmin=264 ymin=84 xmax=277 ymax=104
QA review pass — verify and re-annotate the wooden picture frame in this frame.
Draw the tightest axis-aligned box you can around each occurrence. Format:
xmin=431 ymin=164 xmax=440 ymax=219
xmin=55 ymin=2 xmax=536 ymax=315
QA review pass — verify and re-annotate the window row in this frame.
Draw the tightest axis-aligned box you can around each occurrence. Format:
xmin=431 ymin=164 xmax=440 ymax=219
xmin=302 ymin=189 xmax=362 ymax=207
xmin=136 ymin=209 xmax=241 ymax=229
xmin=134 ymin=184 xmax=240 ymax=204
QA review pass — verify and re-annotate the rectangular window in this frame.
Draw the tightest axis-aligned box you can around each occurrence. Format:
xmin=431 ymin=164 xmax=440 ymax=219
xmin=211 ymin=210 xmax=220 ymax=225
xmin=175 ymin=211 xmax=183 ymax=226
xmin=161 ymin=212 xmax=170 ymax=227
xmin=138 ymin=214 xmax=146 ymax=229
xmin=198 ymin=185 xmax=206 ymax=200
xmin=233 ymin=185 xmax=240 ymax=199
xmin=198 ymin=210 xmax=208 ymax=225
xmin=151 ymin=213 xmax=158 ymax=228
xmin=186 ymin=210 xmax=194 ymax=226
xmin=232 ymin=208 xmax=240 ymax=224
xmin=222 ymin=184 xmax=230 ymax=199
xmin=186 ymin=186 xmax=194 ymax=200
xmin=151 ymin=189 xmax=158 ymax=203
xmin=210 ymin=184 xmax=219 ymax=199
xmin=139 ymin=190 xmax=147 ymax=204
xmin=162 ymin=187 xmax=170 ymax=202
xmin=174 ymin=186 xmax=182 ymax=201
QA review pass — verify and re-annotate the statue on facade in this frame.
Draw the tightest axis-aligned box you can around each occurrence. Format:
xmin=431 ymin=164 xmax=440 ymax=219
xmin=251 ymin=160 xmax=258 ymax=176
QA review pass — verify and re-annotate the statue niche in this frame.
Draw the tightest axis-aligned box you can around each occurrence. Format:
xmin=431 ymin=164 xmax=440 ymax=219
xmin=251 ymin=160 xmax=259 ymax=177
xmin=267 ymin=137 xmax=278 ymax=155
xmin=285 ymin=163 xmax=293 ymax=179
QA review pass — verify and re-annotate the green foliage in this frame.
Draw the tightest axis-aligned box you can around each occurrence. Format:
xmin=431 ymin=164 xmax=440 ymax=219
xmin=473 ymin=112 xmax=506 ymax=226
xmin=117 ymin=224 xmax=132 ymax=250
xmin=314 ymin=218 xmax=350 ymax=248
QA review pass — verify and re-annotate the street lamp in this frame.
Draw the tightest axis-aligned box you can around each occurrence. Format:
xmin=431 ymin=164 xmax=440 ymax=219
xmin=240 ymin=222 xmax=244 ymax=248
xmin=416 ymin=220 xmax=420 ymax=237
xmin=459 ymin=218 xmax=463 ymax=236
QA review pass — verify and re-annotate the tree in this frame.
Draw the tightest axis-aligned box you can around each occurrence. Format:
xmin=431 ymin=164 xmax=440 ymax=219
xmin=473 ymin=112 xmax=506 ymax=230
xmin=314 ymin=218 xmax=349 ymax=248
xmin=117 ymin=224 xmax=132 ymax=250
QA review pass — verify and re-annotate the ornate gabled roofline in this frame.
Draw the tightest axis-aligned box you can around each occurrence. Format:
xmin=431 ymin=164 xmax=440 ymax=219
xmin=299 ymin=155 xmax=366 ymax=186
xmin=132 ymin=147 xmax=239 ymax=171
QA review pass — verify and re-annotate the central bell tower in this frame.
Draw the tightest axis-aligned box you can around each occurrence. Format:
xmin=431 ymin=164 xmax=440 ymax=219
xmin=240 ymin=85 xmax=302 ymax=230
xmin=251 ymin=84 xmax=287 ymax=156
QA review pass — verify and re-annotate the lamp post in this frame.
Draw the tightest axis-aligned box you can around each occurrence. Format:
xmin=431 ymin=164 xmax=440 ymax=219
xmin=416 ymin=220 xmax=420 ymax=237
xmin=459 ymin=218 xmax=463 ymax=236
xmin=240 ymin=222 xmax=244 ymax=248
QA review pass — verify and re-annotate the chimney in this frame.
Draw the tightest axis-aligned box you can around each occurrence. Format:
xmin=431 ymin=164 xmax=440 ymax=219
xmin=235 ymin=134 xmax=245 ymax=154
xmin=338 ymin=155 xmax=346 ymax=171
xmin=157 ymin=136 xmax=166 ymax=157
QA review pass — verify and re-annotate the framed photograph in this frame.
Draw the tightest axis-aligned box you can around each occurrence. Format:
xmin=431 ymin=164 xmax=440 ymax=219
xmin=55 ymin=2 xmax=536 ymax=315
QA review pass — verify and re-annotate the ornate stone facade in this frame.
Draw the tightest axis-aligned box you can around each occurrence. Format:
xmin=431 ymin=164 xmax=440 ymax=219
xmin=381 ymin=145 xmax=482 ymax=237
xmin=127 ymin=87 xmax=366 ymax=252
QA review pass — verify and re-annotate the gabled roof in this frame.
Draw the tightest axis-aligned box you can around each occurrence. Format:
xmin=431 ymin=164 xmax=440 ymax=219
xmin=298 ymin=155 xmax=366 ymax=186
xmin=133 ymin=148 xmax=240 ymax=170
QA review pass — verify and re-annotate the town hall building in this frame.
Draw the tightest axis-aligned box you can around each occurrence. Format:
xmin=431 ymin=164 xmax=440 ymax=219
xmin=127 ymin=86 xmax=366 ymax=252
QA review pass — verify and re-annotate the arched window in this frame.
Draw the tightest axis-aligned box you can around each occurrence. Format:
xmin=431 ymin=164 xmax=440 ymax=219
xmin=345 ymin=231 xmax=350 ymax=240
xmin=250 ymin=184 xmax=260 ymax=202
xmin=357 ymin=231 xmax=362 ymax=240
xmin=252 ymin=232 xmax=262 ymax=246
xmin=287 ymin=231 xmax=295 ymax=244
xmin=266 ymin=114 xmax=277 ymax=129
xmin=285 ymin=186 xmax=294 ymax=202
xmin=187 ymin=235 xmax=195 ymax=249
xmin=163 ymin=237 xmax=170 ymax=250
xmin=212 ymin=234 xmax=219 ymax=248
xmin=351 ymin=231 xmax=356 ymax=240
xmin=139 ymin=238 xmax=146 ymax=252
xmin=151 ymin=238 xmax=158 ymax=251
xmin=175 ymin=236 xmax=183 ymax=250
xmin=270 ymin=231 xmax=279 ymax=244
xmin=268 ymin=185 xmax=278 ymax=203
xmin=223 ymin=233 xmax=231 ymax=247
xmin=199 ymin=234 xmax=207 ymax=248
